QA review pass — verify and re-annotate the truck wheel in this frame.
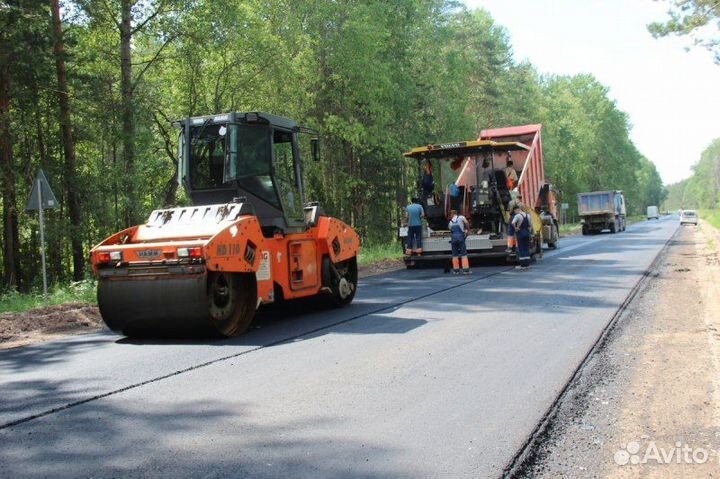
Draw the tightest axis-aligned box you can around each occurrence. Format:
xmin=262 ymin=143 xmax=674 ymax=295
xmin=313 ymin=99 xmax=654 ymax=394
xmin=324 ymin=256 xmax=358 ymax=307
xmin=208 ymin=272 xmax=257 ymax=337
xmin=532 ymin=234 xmax=543 ymax=259
xmin=609 ymin=221 xmax=617 ymax=234
xmin=582 ymin=225 xmax=589 ymax=236
xmin=547 ymin=224 xmax=559 ymax=249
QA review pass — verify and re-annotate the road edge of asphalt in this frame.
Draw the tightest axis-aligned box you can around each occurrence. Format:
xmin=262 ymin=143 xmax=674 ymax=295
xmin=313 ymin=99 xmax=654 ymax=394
xmin=501 ymin=225 xmax=679 ymax=478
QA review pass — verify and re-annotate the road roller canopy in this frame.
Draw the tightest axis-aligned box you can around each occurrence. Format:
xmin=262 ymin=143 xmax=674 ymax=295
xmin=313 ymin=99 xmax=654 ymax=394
xmin=175 ymin=112 xmax=318 ymax=233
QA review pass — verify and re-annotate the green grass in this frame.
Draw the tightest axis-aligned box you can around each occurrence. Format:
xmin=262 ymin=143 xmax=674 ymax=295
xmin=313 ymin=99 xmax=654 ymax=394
xmin=699 ymin=209 xmax=720 ymax=230
xmin=358 ymin=242 xmax=402 ymax=266
xmin=626 ymin=215 xmax=646 ymax=226
xmin=0 ymin=281 xmax=97 ymax=314
xmin=559 ymin=223 xmax=582 ymax=236
xmin=559 ymin=215 xmax=647 ymax=237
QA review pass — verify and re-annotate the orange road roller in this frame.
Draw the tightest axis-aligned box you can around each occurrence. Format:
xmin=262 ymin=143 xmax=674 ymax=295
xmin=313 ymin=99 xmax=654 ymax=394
xmin=90 ymin=112 xmax=360 ymax=337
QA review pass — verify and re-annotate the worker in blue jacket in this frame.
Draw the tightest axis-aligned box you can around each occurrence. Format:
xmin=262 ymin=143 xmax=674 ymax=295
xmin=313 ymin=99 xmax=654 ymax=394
xmin=405 ymin=198 xmax=425 ymax=256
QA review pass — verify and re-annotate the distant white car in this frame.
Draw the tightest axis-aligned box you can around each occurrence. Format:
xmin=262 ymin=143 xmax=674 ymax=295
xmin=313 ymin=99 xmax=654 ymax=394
xmin=646 ymin=205 xmax=659 ymax=220
xmin=680 ymin=210 xmax=698 ymax=226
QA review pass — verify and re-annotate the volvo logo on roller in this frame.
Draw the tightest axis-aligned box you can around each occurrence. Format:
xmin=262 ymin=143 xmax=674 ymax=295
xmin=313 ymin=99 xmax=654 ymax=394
xmin=435 ymin=142 xmax=465 ymax=149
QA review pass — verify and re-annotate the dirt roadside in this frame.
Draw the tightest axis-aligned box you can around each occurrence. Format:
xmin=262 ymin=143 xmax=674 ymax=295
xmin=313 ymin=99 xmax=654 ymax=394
xmin=0 ymin=260 xmax=404 ymax=350
xmin=518 ymin=222 xmax=720 ymax=478
xmin=0 ymin=303 xmax=104 ymax=350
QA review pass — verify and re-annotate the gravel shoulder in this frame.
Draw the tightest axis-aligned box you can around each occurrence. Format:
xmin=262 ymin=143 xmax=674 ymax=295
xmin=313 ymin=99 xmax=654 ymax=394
xmin=519 ymin=222 xmax=720 ymax=478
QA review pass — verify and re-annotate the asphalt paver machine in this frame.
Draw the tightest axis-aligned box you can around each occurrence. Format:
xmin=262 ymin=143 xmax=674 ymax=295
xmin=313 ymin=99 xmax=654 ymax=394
xmin=400 ymin=124 xmax=559 ymax=266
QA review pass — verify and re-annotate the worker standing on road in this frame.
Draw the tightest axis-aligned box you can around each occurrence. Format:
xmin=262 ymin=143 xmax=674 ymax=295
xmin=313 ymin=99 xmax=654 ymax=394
xmin=506 ymin=190 xmax=524 ymax=254
xmin=405 ymin=198 xmax=425 ymax=256
xmin=511 ymin=205 xmax=531 ymax=269
xmin=448 ymin=209 xmax=471 ymax=275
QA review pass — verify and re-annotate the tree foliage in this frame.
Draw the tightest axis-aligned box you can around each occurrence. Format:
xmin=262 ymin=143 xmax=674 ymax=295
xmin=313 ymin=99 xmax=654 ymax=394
xmin=649 ymin=0 xmax=720 ymax=62
xmin=0 ymin=0 xmax=666 ymax=291
xmin=664 ymin=138 xmax=720 ymax=210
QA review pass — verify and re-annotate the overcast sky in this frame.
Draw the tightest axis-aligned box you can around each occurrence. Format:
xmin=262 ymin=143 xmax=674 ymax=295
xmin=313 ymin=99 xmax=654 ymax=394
xmin=463 ymin=0 xmax=720 ymax=185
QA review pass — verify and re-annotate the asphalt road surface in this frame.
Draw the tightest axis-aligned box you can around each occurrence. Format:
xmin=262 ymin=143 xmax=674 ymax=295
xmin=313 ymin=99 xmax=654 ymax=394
xmin=0 ymin=216 xmax=679 ymax=478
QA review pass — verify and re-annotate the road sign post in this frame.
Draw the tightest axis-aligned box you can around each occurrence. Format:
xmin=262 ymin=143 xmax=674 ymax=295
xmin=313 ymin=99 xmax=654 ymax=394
xmin=37 ymin=178 xmax=47 ymax=295
xmin=26 ymin=170 xmax=58 ymax=296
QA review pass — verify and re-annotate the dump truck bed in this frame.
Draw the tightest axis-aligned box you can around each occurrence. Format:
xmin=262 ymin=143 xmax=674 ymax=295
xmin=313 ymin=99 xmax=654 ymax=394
xmin=577 ymin=191 xmax=620 ymax=216
xmin=480 ymin=124 xmax=554 ymax=218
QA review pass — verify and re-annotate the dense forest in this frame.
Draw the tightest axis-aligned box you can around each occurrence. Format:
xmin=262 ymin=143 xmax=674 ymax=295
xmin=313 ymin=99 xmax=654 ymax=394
xmin=664 ymin=138 xmax=720 ymax=210
xmin=0 ymin=0 xmax=665 ymax=292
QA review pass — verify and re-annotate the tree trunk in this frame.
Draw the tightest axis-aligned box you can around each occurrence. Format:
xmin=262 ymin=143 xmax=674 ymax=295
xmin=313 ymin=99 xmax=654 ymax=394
xmin=120 ymin=0 xmax=137 ymax=226
xmin=51 ymin=0 xmax=84 ymax=281
xmin=153 ymin=111 xmax=178 ymax=207
xmin=0 ymin=60 xmax=20 ymax=290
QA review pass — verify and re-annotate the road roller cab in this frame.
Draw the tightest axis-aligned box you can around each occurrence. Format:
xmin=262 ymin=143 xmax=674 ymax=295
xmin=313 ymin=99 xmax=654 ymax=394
xmin=90 ymin=112 xmax=360 ymax=338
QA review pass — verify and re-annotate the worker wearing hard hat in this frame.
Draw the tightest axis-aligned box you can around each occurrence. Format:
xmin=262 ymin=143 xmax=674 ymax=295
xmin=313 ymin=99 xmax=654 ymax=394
xmin=511 ymin=204 xmax=532 ymax=269
xmin=405 ymin=197 xmax=425 ymax=256
xmin=448 ymin=209 xmax=471 ymax=275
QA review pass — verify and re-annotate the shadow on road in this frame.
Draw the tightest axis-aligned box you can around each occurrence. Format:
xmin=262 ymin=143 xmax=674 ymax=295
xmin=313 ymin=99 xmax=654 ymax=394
xmin=0 ymin=336 xmax=111 ymax=373
xmin=0 ymin=394 xmax=413 ymax=479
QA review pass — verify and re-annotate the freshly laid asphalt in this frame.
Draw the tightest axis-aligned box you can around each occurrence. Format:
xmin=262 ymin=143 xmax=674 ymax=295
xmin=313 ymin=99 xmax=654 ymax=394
xmin=0 ymin=216 xmax=678 ymax=478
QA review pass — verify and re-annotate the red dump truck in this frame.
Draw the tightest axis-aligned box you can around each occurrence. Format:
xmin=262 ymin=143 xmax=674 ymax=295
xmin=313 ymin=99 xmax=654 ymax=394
xmin=400 ymin=124 xmax=559 ymax=265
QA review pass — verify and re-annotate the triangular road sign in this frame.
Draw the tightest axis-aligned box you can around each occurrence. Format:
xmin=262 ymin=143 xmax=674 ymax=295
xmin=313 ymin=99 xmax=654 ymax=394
xmin=26 ymin=169 xmax=59 ymax=211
